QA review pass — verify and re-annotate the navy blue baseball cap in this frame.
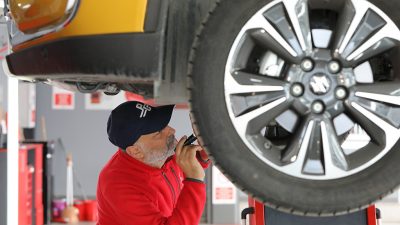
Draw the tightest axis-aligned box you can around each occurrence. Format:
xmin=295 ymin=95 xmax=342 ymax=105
xmin=107 ymin=101 xmax=175 ymax=150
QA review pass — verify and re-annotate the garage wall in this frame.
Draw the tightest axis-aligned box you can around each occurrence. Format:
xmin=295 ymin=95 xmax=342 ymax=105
xmin=35 ymin=84 xmax=193 ymax=198
xmin=0 ymin=65 xmax=6 ymax=111
xmin=0 ymin=23 xmax=8 ymax=113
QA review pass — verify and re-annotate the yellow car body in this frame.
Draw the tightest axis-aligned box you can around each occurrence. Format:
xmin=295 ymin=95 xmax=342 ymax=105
xmin=11 ymin=0 xmax=148 ymax=51
xmin=5 ymin=0 xmax=214 ymax=102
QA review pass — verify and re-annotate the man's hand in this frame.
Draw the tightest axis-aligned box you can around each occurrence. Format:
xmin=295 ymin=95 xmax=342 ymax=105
xmin=175 ymin=136 xmax=205 ymax=181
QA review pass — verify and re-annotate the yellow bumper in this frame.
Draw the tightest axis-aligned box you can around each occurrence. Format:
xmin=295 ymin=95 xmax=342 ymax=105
xmin=14 ymin=0 xmax=148 ymax=51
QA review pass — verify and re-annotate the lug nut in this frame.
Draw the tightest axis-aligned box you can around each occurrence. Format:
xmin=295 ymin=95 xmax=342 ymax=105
xmin=335 ymin=86 xmax=348 ymax=100
xmin=301 ymin=58 xmax=314 ymax=72
xmin=291 ymin=83 xmax=304 ymax=97
xmin=328 ymin=61 xmax=341 ymax=74
xmin=311 ymin=101 xmax=325 ymax=114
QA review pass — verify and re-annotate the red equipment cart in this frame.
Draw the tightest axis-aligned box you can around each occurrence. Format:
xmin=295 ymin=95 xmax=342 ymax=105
xmin=241 ymin=197 xmax=381 ymax=225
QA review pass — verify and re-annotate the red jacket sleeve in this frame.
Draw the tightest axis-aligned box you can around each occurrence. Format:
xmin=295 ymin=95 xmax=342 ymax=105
xmin=104 ymin=180 xmax=206 ymax=225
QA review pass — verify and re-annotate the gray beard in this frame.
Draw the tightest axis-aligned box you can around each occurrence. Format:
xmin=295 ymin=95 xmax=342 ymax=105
xmin=143 ymin=135 xmax=176 ymax=167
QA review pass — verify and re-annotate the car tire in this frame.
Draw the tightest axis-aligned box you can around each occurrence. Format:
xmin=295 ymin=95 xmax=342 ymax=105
xmin=189 ymin=0 xmax=400 ymax=216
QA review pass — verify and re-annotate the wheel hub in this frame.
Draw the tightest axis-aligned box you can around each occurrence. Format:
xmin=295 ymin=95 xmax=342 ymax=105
xmin=288 ymin=49 xmax=352 ymax=116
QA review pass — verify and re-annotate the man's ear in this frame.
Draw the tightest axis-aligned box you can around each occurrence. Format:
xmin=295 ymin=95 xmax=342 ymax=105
xmin=126 ymin=145 xmax=144 ymax=160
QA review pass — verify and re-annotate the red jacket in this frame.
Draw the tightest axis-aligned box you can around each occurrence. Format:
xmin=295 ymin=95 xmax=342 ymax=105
xmin=97 ymin=149 xmax=208 ymax=225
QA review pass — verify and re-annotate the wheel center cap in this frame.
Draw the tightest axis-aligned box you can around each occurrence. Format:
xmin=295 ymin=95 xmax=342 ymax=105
xmin=309 ymin=74 xmax=331 ymax=95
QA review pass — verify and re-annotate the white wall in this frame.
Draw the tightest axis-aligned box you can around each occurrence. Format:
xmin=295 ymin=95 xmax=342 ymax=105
xmin=35 ymin=84 xmax=192 ymax=198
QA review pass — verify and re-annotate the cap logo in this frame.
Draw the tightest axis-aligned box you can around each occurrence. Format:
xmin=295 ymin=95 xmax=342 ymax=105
xmin=136 ymin=103 xmax=152 ymax=118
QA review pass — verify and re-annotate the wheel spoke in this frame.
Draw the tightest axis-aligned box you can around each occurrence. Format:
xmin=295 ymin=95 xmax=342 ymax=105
xmin=346 ymin=102 xmax=400 ymax=147
xmin=345 ymin=102 xmax=385 ymax=146
xmin=281 ymin=119 xmax=310 ymax=163
xmin=225 ymin=71 xmax=286 ymax=95
xmin=302 ymin=125 xmax=324 ymax=175
xmin=334 ymin=0 xmax=370 ymax=55
xmin=353 ymin=98 xmax=400 ymax=130
xmin=281 ymin=120 xmax=315 ymax=174
xmin=355 ymin=82 xmax=400 ymax=106
xmin=234 ymin=97 xmax=290 ymax=136
xmin=281 ymin=119 xmax=349 ymax=176
xmin=243 ymin=0 xmax=314 ymax=63
xmin=226 ymin=70 xmax=288 ymax=116
xmin=243 ymin=12 xmax=299 ymax=58
xmin=345 ymin=24 xmax=399 ymax=63
xmin=341 ymin=10 xmax=386 ymax=60
xmin=333 ymin=0 xmax=400 ymax=64
xmin=282 ymin=0 xmax=312 ymax=55
xmin=250 ymin=30 xmax=301 ymax=64
xmin=321 ymin=120 xmax=349 ymax=175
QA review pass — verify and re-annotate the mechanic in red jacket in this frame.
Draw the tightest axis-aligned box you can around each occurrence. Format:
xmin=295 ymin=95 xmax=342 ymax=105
xmin=97 ymin=101 xmax=210 ymax=225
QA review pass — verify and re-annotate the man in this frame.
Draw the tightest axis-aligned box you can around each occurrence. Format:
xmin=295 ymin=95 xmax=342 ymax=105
xmin=97 ymin=101 xmax=210 ymax=225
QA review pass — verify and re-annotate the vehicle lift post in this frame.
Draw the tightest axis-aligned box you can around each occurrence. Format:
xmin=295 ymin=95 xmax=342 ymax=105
xmin=241 ymin=197 xmax=381 ymax=225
